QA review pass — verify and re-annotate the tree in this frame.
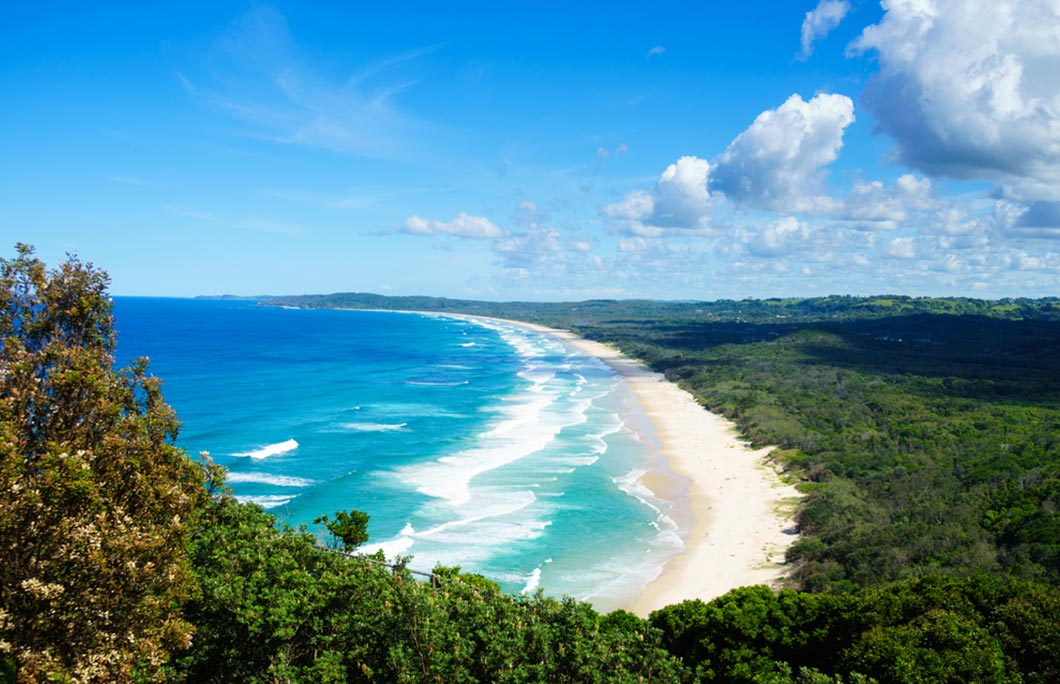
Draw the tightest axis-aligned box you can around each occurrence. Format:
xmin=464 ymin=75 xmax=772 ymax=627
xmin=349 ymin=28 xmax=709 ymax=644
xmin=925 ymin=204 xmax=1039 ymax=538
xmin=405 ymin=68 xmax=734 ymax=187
xmin=314 ymin=509 xmax=370 ymax=552
xmin=0 ymin=245 xmax=207 ymax=683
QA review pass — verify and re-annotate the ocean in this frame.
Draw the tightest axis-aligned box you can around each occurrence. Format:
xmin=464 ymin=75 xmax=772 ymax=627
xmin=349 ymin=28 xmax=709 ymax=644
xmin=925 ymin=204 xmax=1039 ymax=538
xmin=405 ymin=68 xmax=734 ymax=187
xmin=112 ymin=298 xmax=681 ymax=611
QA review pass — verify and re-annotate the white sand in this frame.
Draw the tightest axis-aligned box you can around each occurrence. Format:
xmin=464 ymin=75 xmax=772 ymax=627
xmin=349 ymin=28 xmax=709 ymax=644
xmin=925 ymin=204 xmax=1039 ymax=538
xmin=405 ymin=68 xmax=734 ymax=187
xmin=456 ymin=314 xmax=802 ymax=616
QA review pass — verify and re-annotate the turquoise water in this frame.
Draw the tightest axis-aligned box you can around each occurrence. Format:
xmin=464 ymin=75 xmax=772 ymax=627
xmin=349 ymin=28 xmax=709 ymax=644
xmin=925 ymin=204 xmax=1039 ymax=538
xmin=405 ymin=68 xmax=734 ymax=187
xmin=113 ymin=298 xmax=680 ymax=610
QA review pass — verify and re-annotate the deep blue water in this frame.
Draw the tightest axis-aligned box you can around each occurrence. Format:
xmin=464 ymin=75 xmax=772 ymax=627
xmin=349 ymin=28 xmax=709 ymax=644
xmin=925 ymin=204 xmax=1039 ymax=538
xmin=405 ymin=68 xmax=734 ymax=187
xmin=113 ymin=298 xmax=680 ymax=610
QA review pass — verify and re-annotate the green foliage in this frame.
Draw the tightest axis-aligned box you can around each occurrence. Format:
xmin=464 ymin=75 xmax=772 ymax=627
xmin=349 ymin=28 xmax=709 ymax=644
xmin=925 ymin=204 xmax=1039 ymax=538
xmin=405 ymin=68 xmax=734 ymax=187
xmin=651 ymin=576 xmax=1060 ymax=684
xmin=431 ymin=563 xmax=502 ymax=594
xmin=314 ymin=509 xmax=371 ymax=551
xmin=0 ymin=246 xmax=208 ymax=683
xmin=171 ymin=492 xmax=686 ymax=683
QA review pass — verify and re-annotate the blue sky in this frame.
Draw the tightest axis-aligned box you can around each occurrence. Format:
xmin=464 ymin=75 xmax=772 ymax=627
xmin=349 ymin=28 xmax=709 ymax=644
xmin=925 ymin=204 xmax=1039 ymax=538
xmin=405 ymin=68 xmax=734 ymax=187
xmin=3 ymin=1 xmax=1059 ymax=299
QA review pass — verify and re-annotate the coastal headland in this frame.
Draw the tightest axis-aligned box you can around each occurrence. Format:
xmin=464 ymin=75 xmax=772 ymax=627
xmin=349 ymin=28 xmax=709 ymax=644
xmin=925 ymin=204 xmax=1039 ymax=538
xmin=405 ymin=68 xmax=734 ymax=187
xmin=453 ymin=314 xmax=803 ymax=616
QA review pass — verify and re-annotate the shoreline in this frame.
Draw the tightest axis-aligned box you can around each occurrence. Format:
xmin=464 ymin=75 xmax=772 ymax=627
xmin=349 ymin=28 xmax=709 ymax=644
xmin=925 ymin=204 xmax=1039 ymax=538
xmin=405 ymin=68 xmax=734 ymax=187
xmin=449 ymin=313 xmax=802 ymax=616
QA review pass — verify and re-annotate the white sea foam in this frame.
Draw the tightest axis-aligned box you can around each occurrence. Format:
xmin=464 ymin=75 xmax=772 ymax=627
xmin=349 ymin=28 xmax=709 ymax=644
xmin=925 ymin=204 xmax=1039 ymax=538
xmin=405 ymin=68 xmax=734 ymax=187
xmin=235 ymin=494 xmax=294 ymax=509
xmin=569 ymin=417 xmax=624 ymax=463
xmin=459 ymin=341 xmax=476 ymax=347
xmin=416 ymin=490 xmax=537 ymax=538
xmin=364 ymin=490 xmax=549 ymax=566
xmin=481 ymin=393 xmax=553 ymax=438
xmin=360 ymin=523 xmax=416 ymax=559
xmin=341 ymin=422 xmax=408 ymax=432
xmin=568 ymin=554 xmax=669 ymax=613
xmin=519 ymin=368 xmax=556 ymax=385
xmin=233 ymin=438 xmax=299 ymax=460
xmin=412 ymin=518 xmax=553 ymax=568
xmin=613 ymin=469 xmax=681 ymax=541
xmin=401 ymin=392 xmax=562 ymax=504
xmin=225 ymin=472 xmax=315 ymax=487
xmin=521 ymin=567 xmax=542 ymax=595
xmin=389 ymin=313 xmax=671 ymax=599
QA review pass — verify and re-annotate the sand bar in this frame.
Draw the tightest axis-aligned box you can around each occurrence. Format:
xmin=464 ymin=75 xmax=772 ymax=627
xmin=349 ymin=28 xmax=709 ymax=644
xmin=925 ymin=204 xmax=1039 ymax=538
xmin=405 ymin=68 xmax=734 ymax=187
xmin=452 ymin=314 xmax=802 ymax=616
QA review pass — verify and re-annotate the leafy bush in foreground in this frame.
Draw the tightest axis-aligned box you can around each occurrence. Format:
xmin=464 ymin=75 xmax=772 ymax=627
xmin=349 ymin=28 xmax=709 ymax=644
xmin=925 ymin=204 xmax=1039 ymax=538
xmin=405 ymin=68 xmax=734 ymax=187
xmin=651 ymin=577 xmax=1060 ymax=684
xmin=0 ymin=245 xmax=207 ymax=683
xmin=170 ymin=493 xmax=684 ymax=683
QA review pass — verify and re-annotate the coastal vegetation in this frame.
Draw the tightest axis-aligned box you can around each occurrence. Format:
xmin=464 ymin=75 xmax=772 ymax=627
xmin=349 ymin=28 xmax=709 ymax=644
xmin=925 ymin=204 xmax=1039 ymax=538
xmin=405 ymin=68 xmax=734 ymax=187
xmin=4 ymin=251 xmax=1060 ymax=683
xmin=0 ymin=245 xmax=208 ymax=682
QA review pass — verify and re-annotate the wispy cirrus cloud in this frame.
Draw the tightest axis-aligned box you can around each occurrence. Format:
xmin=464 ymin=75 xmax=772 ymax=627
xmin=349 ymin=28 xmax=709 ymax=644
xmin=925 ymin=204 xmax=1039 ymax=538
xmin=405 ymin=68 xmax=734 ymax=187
xmin=799 ymin=0 xmax=850 ymax=59
xmin=162 ymin=204 xmax=303 ymax=234
xmin=163 ymin=204 xmax=219 ymax=222
xmin=177 ymin=4 xmax=441 ymax=161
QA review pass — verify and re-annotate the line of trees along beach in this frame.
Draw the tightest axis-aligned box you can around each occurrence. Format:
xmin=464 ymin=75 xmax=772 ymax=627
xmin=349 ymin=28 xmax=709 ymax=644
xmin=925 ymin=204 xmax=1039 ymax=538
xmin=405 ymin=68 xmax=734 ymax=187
xmin=4 ymin=248 xmax=1060 ymax=683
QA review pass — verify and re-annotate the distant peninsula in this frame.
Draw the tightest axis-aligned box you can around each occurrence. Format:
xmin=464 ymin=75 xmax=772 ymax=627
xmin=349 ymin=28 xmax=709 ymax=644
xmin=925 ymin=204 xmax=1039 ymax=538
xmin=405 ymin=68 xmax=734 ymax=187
xmin=263 ymin=291 xmax=1060 ymax=326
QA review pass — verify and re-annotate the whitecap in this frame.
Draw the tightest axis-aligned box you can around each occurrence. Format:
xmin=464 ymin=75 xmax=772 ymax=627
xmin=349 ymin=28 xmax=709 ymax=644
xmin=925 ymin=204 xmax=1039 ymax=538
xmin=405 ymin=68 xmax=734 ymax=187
xmin=416 ymin=490 xmax=538 ymax=538
xmin=360 ymin=523 xmax=416 ymax=559
xmin=521 ymin=567 xmax=542 ymax=595
xmin=225 ymin=472 xmax=315 ymax=487
xmin=235 ymin=494 xmax=294 ymax=509
xmin=341 ymin=422 xmax=408 ymax=432
xmin=401 ymin=393 xmax=560 ymax=504
xmin=233 ymin=438 xmax=299 ymax=460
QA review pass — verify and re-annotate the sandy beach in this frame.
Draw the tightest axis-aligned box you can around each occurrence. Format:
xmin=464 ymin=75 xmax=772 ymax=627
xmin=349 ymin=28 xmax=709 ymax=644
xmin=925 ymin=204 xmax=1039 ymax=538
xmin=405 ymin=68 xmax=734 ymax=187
xmin=459 ymin=315 xmax=803 ymax=616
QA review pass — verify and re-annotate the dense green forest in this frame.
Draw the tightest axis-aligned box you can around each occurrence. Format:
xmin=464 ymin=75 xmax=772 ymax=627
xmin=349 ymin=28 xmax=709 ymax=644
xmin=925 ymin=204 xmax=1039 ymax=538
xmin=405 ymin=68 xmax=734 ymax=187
xmin=5 ymin=252 xmax=1060 ymax=683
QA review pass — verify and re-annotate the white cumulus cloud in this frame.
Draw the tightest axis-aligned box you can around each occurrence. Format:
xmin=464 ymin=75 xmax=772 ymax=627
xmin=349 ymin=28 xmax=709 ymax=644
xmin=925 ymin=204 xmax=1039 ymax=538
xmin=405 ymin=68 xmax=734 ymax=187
xmin=493 ymin=226 xmax=563 ymax=268
xmin=603 ymin=156 xmax=717 ymax=236
xmin=850 ymin=0 xmax=1060 ymax=206
xmin=748 ymin=217 xmax=811 ymax=257
xmin=800 ymin=0 xmax=851 ymax=59
xmin=883 ymin=236 xmax=917 ymax=259
xmin=402 ymin=213 xmax=504 ymax=239
xmin=710 ymin=93 xmax=855 ymax=213
xmin=842 ymin=173 xmax=938 ymax=230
